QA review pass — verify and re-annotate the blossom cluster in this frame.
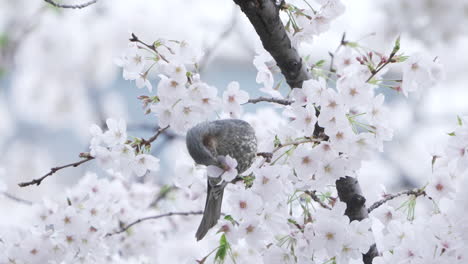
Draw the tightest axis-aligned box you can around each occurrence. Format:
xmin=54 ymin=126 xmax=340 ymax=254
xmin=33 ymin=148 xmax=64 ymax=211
xmin=115 ymin=37 xmax=250 ymax=133
xmin=284 ymin=0 xmax=346 ymax=45
xmin=0 ymin=0 xmax=462 ymax=263
xmin=89 ymin=118 xmax=160 ymax=178
xmin=110 ymin=0 xmax=449 ymax=263
xmin=370 ymin=117 xmax=468 ymax=263
xmin=0 ymin=173 xmax=164 ymax=263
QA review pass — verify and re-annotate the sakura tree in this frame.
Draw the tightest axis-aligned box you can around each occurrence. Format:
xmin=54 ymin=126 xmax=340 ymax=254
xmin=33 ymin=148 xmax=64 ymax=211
xmin=0 ymin=0 xmax=467 ymax=264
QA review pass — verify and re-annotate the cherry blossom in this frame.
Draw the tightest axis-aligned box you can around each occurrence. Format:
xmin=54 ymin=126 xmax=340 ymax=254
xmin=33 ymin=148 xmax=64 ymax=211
xmin=2 ymin=1 xmax=464 ymax=263
xmin=207 ymin=155 xmax=238 ymax=182
xmin=222 ymin=81 xmax=249 ymax=118
xmin=131 ymin=154 xmax=161 ymax=177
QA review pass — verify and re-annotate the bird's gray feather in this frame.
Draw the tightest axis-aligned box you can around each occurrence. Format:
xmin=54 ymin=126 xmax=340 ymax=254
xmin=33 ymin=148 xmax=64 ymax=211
xmin=186 ymin=119 xmax=257 ymax=240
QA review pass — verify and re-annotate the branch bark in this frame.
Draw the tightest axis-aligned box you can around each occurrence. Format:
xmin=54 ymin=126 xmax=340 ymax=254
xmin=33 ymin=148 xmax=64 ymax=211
xmin=232 ymin=2 xmax=376 ymax=262
xmin=336 ymin=176 xmax=379 ymax=263
xmin=368 ymin=188 xmax=428 ymax=213
xmin=233 ymin=0 xmax=310 ymax=88
xmin=18 ymin=154 xmax=94 ymax=187
xmin=18 ymin=126 xmax=170 ymax=188
xmin=106 ymin=210 xmax=203 ymax=236
xmin=246 ymin=96 xmax=292 ymax=105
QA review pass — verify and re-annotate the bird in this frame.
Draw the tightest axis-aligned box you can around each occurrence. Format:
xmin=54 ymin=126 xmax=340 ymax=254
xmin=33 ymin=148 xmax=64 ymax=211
xmin=186 ymin=119 xmax=257 ymax=240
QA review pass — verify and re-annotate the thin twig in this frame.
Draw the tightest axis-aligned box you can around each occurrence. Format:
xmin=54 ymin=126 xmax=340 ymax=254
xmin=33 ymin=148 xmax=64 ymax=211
xmin=140 ymin=126 xmax=170 ymax=146
xmin=130 ymin=33 xmax=156 ymax=52
xmin=129 ymin=33 xmax=170 ymax=63
xmin=2 ymin=192 xmax=33 ymax=205
xmin=304 ymin=190 xmax=331 ymax=210
xmin=19 ymin=125 xmax=170 ymax=188
xmin=198 ymin=6 xmax=239 ymax=72
xmin=272 ymin=138 xmax=323 ymax=154
xmin=149 ymin=185 xmax=176 ymax=207
xmin=258 ymin=137 xmax=324 ymax=167
xmin=128 ymin=123 xmax=179 ymax=141
xmin=365 ymin=38 xmax=399 ymax=83
xmin=368 ymin=188 xmax=427 ymax=213
xmin=18 ymin=154 xmax=94 ymax=187
xmin=246 ymin=96 xmax=293 ymax=106
xmin=43 ymin=0 xmax=98 ymax=9
xmin=326 ymin=32 xmax=346 ymax=80
xmin=106 ymin=210 xmax=203 ymax=236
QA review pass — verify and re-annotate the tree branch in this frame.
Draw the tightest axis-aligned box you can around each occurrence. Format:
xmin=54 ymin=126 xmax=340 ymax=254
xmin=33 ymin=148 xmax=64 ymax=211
xmin=336 ymin=176 xmax=378 ymax=263
xmin=2 ymin=192 xmax=33 ymax=205
xmin=233 ymin=0 xmax=311 ymax=88
xmin=44 ymin=0 xmax=98 ymax=9
xmin=231 ymin=2 xmax=376 ymax=261
xmin=140 ymin=125 xmax=170 ymax=146
xmin=368 ymin=188 xmax=428 ymax=213
xmin=18 ymin=154 xmax=94 ymax=187
xmin=246 ymin=96 xmax=292 ymax=105
xmin=106 ymin=211 xmax=203 ymax=236
xmin=18 ymin=126 xmax=170 ymax=188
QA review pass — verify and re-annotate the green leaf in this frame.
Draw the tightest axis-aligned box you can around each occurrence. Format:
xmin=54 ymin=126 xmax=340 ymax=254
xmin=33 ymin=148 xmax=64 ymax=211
xmin=0 ymin=33 xmax=8 ymax=48
xmin=392 ymin=36 xmax=401 ymax=55
xmin=273 ymin=79 xmax=283 ymax=91
xmin=447 ymin=132 xmax=456 ymax=136
xmin=394 ymin=55 xmax=409 ymax=62
xmin=274 ymin=135 xmax=281 ymax=148
xmin=345 ymin=42 xmax=358 ymax=48
xmin=315 ymin=59 xmax=325 ymax=67
xmin=150 ymin=96 xmax=160 ymax=103
xmin=457 ymin=115 xmax=463 ymax=126
xmin=288 ymin=218 xmax=299 ymax=225
xmin=431 ymin=155 xmax=439 ymax=172
xmin=242 ymin=174 xmax=255 ymax=188
xmin=214 ymin=234 xmax=230 ymax=263
xmin=223 ymin=215 xmax=235 ymax=223
xmin=153 ymin=40 xmax=162 ymax=48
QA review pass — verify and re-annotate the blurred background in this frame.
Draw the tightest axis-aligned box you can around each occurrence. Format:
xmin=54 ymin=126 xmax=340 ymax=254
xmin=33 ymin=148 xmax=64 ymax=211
xmin=1 ymin=0 xmax=468 ymax=221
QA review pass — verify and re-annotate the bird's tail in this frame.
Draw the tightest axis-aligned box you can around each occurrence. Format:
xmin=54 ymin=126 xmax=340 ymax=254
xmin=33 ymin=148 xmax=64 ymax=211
xmin=195 ymin=182 xmax=226 ymax=241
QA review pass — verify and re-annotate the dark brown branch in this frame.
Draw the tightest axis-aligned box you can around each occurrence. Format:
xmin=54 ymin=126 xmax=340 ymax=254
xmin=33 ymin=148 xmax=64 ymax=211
xmin=44 ymin=0 xmax=98 ymax=9
xmin=233 ymin=0 xmax=311 ymax=88
xmin=336 ymin=176 xmax=378 ymax=263
xmin=128 ymin=124 xmax=180 ymax=141
xmin=106 ymin=211 xmax=203 ymax=236
xmin=257 ymin=152 xmax=273 ymax=162
xmin=336 ymin=177 xmax=369 ymax=221
xmin=19 ymin=125 xmax=170 ymax=188
xmin=246 ymin=96 xmax=292 ymax=105
xmin=368 ymin=188 xmax=427 ymax=213
xmin=140 ymin=125 xmax=170 ymax=146
xmin=18 ymin=154 xmax=94 ymax=187
xmin=129 ymin=33 xmax=170 ymax=63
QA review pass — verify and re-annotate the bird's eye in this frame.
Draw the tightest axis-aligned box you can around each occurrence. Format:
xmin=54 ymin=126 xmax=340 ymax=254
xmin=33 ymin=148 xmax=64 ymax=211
xmin=203 ymin=135 xmax=216 ymax=149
